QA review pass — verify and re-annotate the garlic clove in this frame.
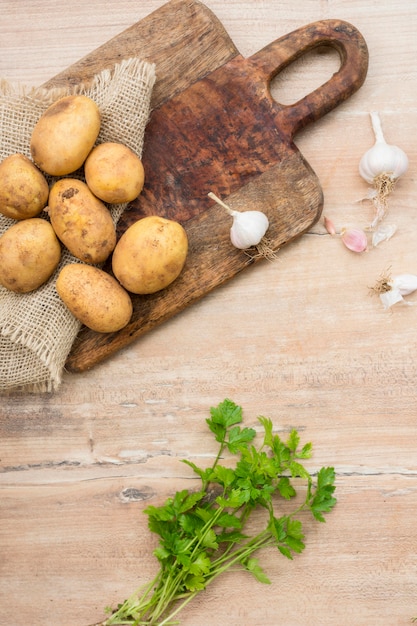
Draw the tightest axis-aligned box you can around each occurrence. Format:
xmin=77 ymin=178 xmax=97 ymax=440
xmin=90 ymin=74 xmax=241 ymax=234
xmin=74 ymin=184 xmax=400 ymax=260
xmin=371 ymin=223 xmax=397 ymax=247
xmin=389 ymin=274 xmax=417 ymax=296
xmin=341 ymin=227 xmax=368 ymax=253
xmin=323 ymin=216 xmax=337 ymax=235
xmin=230 ymin=210 xmax=269 ymax=249
xmin=375 ymin=273 xmax=417 ymax=308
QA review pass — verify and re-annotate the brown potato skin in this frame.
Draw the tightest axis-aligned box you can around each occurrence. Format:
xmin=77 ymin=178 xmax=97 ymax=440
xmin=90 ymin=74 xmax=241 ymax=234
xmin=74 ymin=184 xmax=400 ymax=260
xmin=48 ymin=178 xmax=116 ymax=264
xmin=0 ymin=218 xmax=61 ymax=293
xmin=56 ymin=263 xmax=133 ymax=333
xmin=30 ymin=95 xmax=100 ymax=176
xmin=0 ymin=154 xmax=49 ymax=220
xmin=112 ymin=216 xmax=188 ymax=294
xmin=84 ymin=142 xmax=145 ymax=204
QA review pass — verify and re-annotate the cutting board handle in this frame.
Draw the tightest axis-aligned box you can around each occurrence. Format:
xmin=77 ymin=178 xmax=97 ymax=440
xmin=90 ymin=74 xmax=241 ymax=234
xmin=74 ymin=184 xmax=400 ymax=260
xmin=250 ymin=19 xmax=369 ymax=136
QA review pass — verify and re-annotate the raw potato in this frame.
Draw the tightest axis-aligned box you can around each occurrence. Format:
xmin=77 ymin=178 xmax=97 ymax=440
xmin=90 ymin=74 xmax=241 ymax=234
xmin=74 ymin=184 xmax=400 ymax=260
xmin=84 ymin=142 xmax=145 ymax=203
xmin=0 ymin=153 xmax=49 ymax=220
xmin=48 ymin=178 xmax=116 ymax=264
xmin=0 ymin=218 xmax=61 ymax=293
xmin=112 ymin=215 xmax=188 ymax=294
xmin=56 ymin=264 xmax=133 ymax=333
xmin=30 ymin=95 xmax=100 ymax=176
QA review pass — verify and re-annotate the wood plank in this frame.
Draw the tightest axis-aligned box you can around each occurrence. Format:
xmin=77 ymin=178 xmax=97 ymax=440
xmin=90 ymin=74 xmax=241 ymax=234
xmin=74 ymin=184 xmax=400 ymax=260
xmin=1 ymin=2 xmax=417 ymax=626
xmin=2 ymin=471 xmax=417 ymax=625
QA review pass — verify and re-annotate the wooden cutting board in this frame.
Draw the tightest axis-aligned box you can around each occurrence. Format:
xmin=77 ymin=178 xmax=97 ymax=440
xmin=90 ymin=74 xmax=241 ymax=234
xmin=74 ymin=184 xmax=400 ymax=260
xmin=47 ymin=0 xmax=368 ymax=373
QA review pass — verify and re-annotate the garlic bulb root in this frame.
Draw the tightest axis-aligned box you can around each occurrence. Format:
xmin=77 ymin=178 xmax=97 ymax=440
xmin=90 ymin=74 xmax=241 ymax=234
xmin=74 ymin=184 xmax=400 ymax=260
xmin=359 ymin=111 xmax=408 ymax=229
xmin=247 ymin=237 xmax=279 ymax=261
xmin=371 ymin=269 xmax=393 ymax=295
xmin=370 ymin=173 xmax=395 ymax=227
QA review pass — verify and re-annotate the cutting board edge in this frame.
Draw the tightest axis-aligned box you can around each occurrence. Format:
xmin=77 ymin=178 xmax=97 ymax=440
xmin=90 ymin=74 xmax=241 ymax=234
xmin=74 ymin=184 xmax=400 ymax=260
xmin=43 ymin=0 xmax=240 ymax=109
xmin=65 ymin=166 xmax=324 ymax=374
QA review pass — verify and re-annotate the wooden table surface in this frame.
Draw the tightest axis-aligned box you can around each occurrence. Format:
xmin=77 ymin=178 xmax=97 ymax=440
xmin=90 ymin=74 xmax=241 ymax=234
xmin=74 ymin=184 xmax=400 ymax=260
xmin=1 ymin=1 xmax=417 ymax=625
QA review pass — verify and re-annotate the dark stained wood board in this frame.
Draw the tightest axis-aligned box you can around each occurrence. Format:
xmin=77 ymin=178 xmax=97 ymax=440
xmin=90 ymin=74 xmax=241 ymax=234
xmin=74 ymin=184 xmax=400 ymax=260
xmin=46 ymin=0 xmax=368 ymax=373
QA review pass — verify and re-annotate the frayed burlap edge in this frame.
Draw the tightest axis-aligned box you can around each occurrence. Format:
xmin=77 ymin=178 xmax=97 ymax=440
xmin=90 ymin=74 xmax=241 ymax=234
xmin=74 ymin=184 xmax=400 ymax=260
xmin=0 ymin=58 xmax=156 ymax=394
xmin=0 ymin=56 xmax=154 ymax=106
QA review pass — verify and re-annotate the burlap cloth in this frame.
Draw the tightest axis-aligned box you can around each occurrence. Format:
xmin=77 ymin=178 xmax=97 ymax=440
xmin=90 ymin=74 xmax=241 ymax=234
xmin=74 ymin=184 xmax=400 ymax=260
xmin=0 ymin=58 xmax=156 ymax=393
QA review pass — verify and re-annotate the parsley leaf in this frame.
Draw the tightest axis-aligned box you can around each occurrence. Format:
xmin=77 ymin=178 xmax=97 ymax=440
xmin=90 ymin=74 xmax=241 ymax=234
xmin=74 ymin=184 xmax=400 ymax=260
xmin=227 ymin=424 xmax=256 ymax=453
xmin=309 ymin=466 xmax=337 ymax=522
xmin=103 ymin=399 xmax=337 ymax=626
xmin=244 ymin=557 xmax=271 ymax=584
xmin=206 ymin=397 xmax=243 ymax=443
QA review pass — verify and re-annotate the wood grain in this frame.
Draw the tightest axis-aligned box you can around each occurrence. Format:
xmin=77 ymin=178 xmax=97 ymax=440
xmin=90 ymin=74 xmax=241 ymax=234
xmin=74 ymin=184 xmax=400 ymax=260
xmin=58 ymin=5 xmax=368 ymax=372
xmin=45 ymin=0 xmax=238 ymax=109
xmin=1 ymin=2 xmax=417 ymax=626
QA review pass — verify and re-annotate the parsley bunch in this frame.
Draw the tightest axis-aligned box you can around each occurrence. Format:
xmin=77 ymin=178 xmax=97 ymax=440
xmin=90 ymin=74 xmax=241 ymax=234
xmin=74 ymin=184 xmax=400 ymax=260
xmin=103 ymin=399 xmax=336 ymax=625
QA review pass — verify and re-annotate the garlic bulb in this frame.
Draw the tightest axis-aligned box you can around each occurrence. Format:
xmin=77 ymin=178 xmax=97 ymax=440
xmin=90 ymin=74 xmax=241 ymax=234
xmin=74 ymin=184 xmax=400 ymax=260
xmin=208 ymin=192 xmax=270 ymax=250
xmin=359 ymin=112 xmax=408 ymax=228
xmin=359 ymin=112 xmax=408 ymax=184
xmin=229 ymin=210 xmax=269 ymax=249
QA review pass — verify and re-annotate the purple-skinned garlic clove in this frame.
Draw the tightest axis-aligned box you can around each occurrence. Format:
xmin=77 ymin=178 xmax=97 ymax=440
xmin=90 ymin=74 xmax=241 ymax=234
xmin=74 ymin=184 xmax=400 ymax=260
xmin=341 ymin=227 xmax=368 ymax=253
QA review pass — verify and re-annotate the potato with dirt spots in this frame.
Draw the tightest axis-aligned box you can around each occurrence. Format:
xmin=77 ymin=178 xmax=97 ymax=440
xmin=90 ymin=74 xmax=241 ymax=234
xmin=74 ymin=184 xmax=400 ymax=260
xmin=84 ymin=142 xmax=145 ymax=204
xmin=56 ymin=263 xmax=133 ymax=333
xmin=0 ymin=154 xmax=49 ymax=220
xmin=30 ymin=95 xmax=101 ymax=176
xmin=112 ymin=215 xmax=188 ymax=294
xmin=48 ymin=178 xmax=116 ymax=264
xmin=0 ymin=218 xmax=61 ymax=293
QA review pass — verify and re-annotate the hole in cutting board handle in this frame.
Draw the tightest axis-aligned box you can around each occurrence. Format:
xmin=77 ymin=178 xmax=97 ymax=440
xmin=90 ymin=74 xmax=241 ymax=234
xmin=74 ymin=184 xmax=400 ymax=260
xmin=250 ymin=19 xmax=368 ymax=136
xmin=270 ymin=45 xmax=340 ymax=106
